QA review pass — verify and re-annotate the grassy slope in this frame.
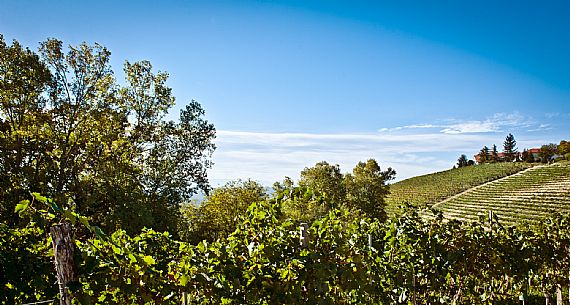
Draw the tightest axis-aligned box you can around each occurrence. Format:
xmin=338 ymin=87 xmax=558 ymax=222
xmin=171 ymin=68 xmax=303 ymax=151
xmin=385 ymin=162 xmax=534 ymax=215
xmin=433 ymin=161 xmax=570 ymax=225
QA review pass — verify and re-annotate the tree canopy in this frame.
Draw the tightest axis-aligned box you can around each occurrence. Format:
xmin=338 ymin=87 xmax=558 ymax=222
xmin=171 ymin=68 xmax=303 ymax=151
xmin=181 ymin=179 xmax=267 ymax=243
xmin=502 ymin=133 xmax=517 ymax=161
xmin=295 ymin=159 xmax=395 ymax=221
xmin=299 ymin=161 xmax=345 ymax=206
xmin=344 ymin=159 xmax=395 ymax=221
xmin=0 ymin=36 xmax=216 ymax=235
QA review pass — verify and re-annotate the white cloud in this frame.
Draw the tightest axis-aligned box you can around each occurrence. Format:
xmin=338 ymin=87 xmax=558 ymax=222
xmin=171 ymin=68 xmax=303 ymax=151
xmin=527 ymin=123 xmax=552 ymax=132
xmin=440 ymin=121 xmax=497 ymax=134
xmin=208 ymin=112 xmax=554 ymax=187
xmin=211 ymin=130 xmax=491 ymax=185
xmin=379 ymin=112 xmax=534 ymax=135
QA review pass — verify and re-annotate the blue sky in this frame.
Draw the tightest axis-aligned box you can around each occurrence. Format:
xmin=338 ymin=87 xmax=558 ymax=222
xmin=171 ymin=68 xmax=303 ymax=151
xmin=1 ymin=0 xmax=569 ymax=184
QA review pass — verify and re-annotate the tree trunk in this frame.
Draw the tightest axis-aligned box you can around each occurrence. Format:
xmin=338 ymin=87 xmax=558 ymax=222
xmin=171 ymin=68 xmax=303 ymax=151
xmin=51 ymin=223 xmax=77 ymax=305
xmin=300 ymin=223 xmax=309 ymax=248
xmin=546 ymin=292 xmax=551 ymax=305
xmin=556 ymin=285 xmax=563 ymax=305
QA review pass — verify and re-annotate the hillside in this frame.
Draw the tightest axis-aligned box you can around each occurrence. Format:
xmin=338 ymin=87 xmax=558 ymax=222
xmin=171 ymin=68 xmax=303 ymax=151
xmin=385 ymin=162 xmax=534 ymax=215
xmin=432 ymin=162 xmax=570 ymax=225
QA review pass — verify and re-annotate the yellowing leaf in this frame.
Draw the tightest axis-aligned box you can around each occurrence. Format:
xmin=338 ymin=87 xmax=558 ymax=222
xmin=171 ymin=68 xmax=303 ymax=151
xmin=142 ymin=255 xmax=155 ymax=265
xmin=15 ymin=200 xmax=29 ymax=215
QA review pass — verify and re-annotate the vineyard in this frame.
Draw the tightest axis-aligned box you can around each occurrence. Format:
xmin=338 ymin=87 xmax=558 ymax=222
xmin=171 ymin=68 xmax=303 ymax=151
xmin=2 ymin=193 xmax=569 ymax=304
xmin=433 ymin=162 xmax=570 ymax=225
xmin=2 ymin=28 xmax=570 ymax=305
xmin=385 ymin=162 xmax=533 ymax=215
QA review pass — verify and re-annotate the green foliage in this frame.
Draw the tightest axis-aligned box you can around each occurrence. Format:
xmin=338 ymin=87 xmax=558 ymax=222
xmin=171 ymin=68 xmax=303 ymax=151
xmin=0 ymin=222 xmax=56 ymax=304
xmin=386 ymin=162 xmax=533 ymax=215
xmin=539 ymin=143 xmax=558 ymax=163
xmin=74 ymin=229 xmax=181 ymax=304
xmin=478 ymin=146 xmax=490 ymax=164
xmin=3 ymin=192 xmax=570 ymax=304
xmin=0 ymin=35 xmax=52 ymax=224
xmin=521 ymin=149 xmax=534 ymax=163
xmin=503 ymin=133 xmax=518 ymax=161
xmin=456 ymin=154 xmax=469 ymax=168
xmin=297 ymin=159 xmax=395 ymax=221
xmin=280 ymin=185 xmax=334 ymax=223
xmin=558 ymin=140 xmax=570 ymax=155
xmin=344 ymin=159 xmax=395 ymax=221
xmin=180 ymin=179 xmax=267 ymax=243
xmin=299 ymin=161 xmax=345 ymax=206
xmin=435 ymin=163 xmax=570 ymax=225
xmin=0 ymin=36 xmax=215 ymax=235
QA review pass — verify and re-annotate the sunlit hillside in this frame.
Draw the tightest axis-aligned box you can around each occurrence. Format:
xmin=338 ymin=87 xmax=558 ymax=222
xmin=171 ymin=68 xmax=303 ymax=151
xmin=433 ymin=162 xmax=570 ymax=225
xmin=386 ymin=162 xmax=533 ymax=215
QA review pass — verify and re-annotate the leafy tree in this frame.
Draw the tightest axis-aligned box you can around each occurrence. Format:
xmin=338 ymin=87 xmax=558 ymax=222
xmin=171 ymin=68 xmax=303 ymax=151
xmin=477 ymin=146 xmax=490 ymax=164
xmin=181 ymin=179 xmax=266 ymax=243
xmin=457 ymin=154 xmax=469 ymax=168
xmin=0 ymin=37 xmax=215 ymax=235
xmin=503 ymin=133 xmax=518 ymax=161
xmin=539 ymin=143 xmax=558 ymax=163
xmin=283 ymin=160 xmax=395 ymax=223
xmin=280 ymin=185 xmax=337 ymax=224
xmin=344 ymin=159 xmax=395 ymax=221
xmin=0 ymin=37 xmax=52 ymax=222
xmin=299 ymin=161 xmax=345 ymax=206
xmin=557 ymin=140 xmax=570 ymax=155
xmin=521 ymin=149 xmax=533 ymax=163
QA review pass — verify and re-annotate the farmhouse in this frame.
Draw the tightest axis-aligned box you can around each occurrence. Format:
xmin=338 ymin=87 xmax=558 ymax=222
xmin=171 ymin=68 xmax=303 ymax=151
xmin=474 ymin=148 xmax=543 ymax=163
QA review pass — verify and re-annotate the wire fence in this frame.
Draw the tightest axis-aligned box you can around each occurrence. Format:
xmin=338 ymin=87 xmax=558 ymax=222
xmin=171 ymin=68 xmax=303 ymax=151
xmin=21 ymin=300 xmax=54 ymax=305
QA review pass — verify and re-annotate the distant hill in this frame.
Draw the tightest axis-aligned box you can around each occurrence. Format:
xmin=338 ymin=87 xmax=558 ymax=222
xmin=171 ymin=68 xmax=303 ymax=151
xmin=385 ymin=162 xmax=533 ymax=216
xmin=432 ymin=162 xmax=570 ymax=225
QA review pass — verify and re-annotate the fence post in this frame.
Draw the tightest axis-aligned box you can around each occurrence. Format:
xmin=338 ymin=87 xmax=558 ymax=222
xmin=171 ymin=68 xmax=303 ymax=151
xmin=300 ymin=223 xmax=309 ymax=248
xmin=368 ymin=234 xmax=373 ymax=286
xmin=412 ymin=274 xmax=417 ymax=305
xmin=50 ymin=223 xmax=77 ymax=305
xmin=556 ymin=285 xmax=563 ymax=305
xmin=519 ymin=293 xmax=526 ymax=305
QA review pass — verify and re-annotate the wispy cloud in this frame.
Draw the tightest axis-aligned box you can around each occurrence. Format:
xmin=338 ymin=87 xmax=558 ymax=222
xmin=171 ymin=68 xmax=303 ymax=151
xmin=211 ymin=130 xmax=495 ymax=185
xmin=527 ymin=123 xmax=552 ymax=132
xmin=208 ymin=112 xmax=558 ymax=186
xmin=545 ymin=112 xmax=560 ymax=118
xmin=379 ymin=112 xmax=535 ymax=134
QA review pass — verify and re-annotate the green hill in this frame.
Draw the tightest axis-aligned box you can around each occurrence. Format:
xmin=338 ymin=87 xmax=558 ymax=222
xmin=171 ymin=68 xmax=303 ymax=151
xmin=432 ymin=162 xmax=570 ymax=225
xmin=386 ymin=162 xmax=533 ymax=215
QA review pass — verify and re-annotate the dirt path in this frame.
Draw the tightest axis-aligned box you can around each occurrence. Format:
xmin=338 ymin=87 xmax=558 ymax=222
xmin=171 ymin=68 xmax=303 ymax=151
xmin=430 ymin=164 xmax=547 ymax=210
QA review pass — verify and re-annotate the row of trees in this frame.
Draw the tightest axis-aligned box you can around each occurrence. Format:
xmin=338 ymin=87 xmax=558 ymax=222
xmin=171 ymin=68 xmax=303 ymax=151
xmin=456 ymin=134 xmax=518 ymax=168
xmin=476 ymin=133 xmax=518 ymax=164
xmin=1 ymin=36 xmax=399 ymax=246
xmin=472 ymin=134 xmax=569 ymax=166
xmin=182 ymin=159 xmax=396 ymax=243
